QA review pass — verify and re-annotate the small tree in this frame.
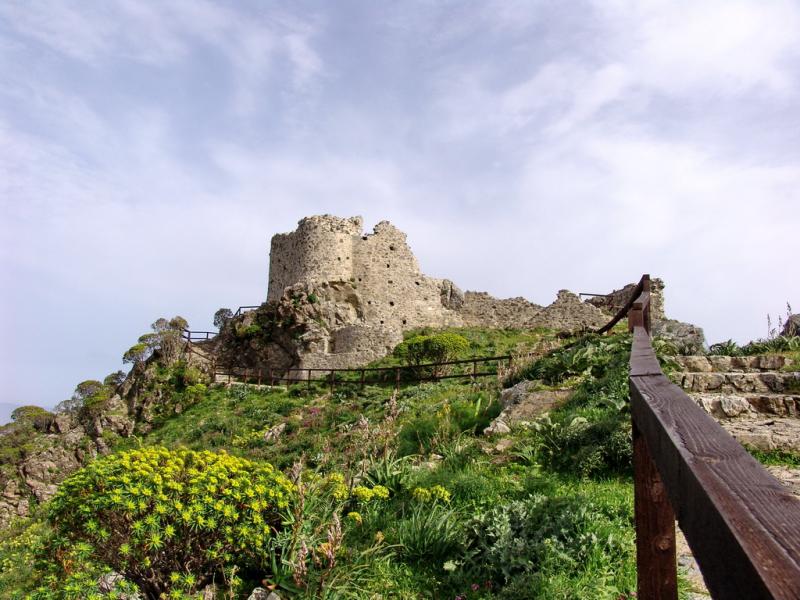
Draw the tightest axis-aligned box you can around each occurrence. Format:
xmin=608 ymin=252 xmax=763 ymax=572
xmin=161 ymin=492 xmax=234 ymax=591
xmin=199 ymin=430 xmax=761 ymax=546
xmin=123 ymin=343 xmax=151 ymax=365
xmin=103 ymin=370 xmax=127 ymax=387
xmin=213 ymin=308 xmax=233 ymax=329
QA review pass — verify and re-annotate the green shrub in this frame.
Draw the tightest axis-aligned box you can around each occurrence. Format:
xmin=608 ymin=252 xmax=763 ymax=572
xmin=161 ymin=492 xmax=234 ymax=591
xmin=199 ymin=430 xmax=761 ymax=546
xmin=507 ymin=333 xmax=631 ymax=387
xmin=10 ymin=406 xmax=54 ymax=431
xmin=392 ymin=504 xmax=463 ymax=564
xmin=397 ymin=414 xmax=440 ymax=456
xmin=394 ymin=333 xmax=470 ymax=366
xmin=465 ymin=493 xmax=633 ymax=587
xmin=48 ymin=446 xmax=295 ymax=598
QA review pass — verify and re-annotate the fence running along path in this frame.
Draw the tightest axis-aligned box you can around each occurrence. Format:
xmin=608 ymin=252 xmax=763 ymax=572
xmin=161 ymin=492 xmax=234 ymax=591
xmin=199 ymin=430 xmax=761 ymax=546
xmin=181 ymin=305 xmax=261 ymax=342
xmin=602 ymin=275 xmax=800 ymax=599
xmin=212 ymin=354 xmax=525 ymax=392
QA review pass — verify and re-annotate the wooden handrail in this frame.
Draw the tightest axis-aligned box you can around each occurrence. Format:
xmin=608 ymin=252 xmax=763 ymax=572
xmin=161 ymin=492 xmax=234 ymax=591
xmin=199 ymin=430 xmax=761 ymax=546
xmin=595 ymin=274 xmax=650 ymax=335
xmin=599 ymin=274 xmax=800 ymax=599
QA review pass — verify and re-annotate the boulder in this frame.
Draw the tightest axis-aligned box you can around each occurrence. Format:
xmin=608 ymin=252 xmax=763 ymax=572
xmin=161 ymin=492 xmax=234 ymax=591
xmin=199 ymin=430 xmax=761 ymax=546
xmin=783 ymin=314 xmax=800 ymax=337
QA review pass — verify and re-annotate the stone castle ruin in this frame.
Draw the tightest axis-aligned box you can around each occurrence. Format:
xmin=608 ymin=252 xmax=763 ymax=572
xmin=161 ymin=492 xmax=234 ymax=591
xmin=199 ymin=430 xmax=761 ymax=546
xmin=217 ymin=214 xmax=687 ymax=374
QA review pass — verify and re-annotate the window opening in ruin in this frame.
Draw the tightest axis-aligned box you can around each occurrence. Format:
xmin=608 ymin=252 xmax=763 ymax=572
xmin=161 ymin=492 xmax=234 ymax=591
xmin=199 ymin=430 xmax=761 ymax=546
xmin=402 ymin=319 xmax=407 ymax=325
xmin=362 ymin=236 xmax=368 ymax=241
xmin=388 ymin=280 xmax=393 ymax=284
xmin=386 ymin=263 xmax=390 ymax=268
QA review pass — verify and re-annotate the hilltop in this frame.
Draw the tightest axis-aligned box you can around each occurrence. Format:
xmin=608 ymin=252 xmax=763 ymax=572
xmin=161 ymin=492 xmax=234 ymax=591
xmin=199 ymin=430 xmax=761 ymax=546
xmin=1 ymin=215 xmax=796 ymax=599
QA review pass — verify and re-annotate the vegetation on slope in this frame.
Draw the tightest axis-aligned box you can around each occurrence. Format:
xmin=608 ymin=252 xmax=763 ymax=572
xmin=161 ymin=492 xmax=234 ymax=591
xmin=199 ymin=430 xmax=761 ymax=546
xmin=1 ymin=325 xmax=765 ymax=599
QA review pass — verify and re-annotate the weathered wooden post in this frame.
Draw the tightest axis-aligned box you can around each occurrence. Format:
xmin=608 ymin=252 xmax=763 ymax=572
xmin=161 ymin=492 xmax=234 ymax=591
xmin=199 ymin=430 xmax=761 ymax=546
xmin=329 ymin=370 xmax=335 ymax=394
xmin=632 ymin=418 xmax=677 ymax=599
xmin=395 ymin=367 xmax=401 ymax=391
xmin=307 ymin=369 xmax=312 ymax=394
xmin=360 ymin=369 xmax=365 ymax=391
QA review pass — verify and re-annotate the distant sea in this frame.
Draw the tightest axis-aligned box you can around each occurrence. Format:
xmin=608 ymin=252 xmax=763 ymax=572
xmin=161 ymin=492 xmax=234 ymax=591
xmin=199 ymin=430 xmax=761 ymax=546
xmin=0 ymin=402 xmax=22 ymax=426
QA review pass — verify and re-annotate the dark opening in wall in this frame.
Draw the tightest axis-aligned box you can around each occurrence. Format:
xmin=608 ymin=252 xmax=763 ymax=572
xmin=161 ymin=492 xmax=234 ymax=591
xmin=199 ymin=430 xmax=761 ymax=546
xmin=389 ymin=301 xmax=395 ymax=306
xmin=380 ymin=320 xmax=384 ymax=325
xmin=402 ymin=319 xmax=407 ymax=325
xmin=368 ymin=300 xmax=372 ymax=305
xmin=389 ymin=245 xmax=395 ymax=251
xmin=358 ymin=277 xmax=362 ymax=281
xmin=362 ymin=236 xmax=368 ymax=241
xmin=337 ymin=257 xmax=341 ymax=261
xmin=415 ymin=281 xmax=420 ymax=285
xmin=386 ymin=263 xmax=390 ymax=268
xmin=388 ymin=280 xmax=393 ymax=284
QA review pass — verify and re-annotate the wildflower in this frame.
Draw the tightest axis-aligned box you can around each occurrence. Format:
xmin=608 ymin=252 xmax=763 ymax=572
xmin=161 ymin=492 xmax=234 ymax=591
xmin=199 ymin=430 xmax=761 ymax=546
xmin=347 ymin=511 xmax=363 ymax=525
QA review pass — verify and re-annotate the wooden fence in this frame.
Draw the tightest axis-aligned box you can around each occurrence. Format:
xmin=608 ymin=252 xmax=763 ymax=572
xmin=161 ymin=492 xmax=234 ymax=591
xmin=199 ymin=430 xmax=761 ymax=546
xmin=180 ymin=305 xmax=260 ymax=342
xmin=602 ymin=274 xmax=800 ymax=599
xmin=213 ymin=354 xmax=520 ymax=392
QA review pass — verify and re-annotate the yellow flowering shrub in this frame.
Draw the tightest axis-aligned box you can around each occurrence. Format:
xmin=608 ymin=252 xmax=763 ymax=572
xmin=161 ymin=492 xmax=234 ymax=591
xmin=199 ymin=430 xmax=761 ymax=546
xmin=48 ymin=446 xmax=295 ymax=598
xmin=411 ymin=485 xmax=451 ymax=503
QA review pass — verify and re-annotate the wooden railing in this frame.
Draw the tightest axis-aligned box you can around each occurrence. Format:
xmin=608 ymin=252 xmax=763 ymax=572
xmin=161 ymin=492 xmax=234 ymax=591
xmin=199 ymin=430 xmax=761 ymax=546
xmin=600 ymin=274 xmax=800 ymax=599
xmin=213 ymin=354 xmax=519 ymax=392
xmin=182 ymin=330 xmax=217 ymax=342
xmin=181 ymin=306 xmax=261 ymax=342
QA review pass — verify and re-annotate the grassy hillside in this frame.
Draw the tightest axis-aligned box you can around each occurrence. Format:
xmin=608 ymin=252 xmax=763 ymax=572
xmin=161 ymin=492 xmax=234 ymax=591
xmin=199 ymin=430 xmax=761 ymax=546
xmin=0 ymin=327 xmax=677 ymax=599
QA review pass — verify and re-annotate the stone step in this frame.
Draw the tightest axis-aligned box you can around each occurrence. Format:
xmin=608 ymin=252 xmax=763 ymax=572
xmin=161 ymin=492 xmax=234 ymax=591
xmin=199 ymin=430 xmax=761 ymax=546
xmin=690 ymin=393 xmax=800 ymax=418
xmin=672 ymin=354 xmax=794 ymax=373
xmin=717 ymin=416 xmax=800 ymax=453
xmin=673 ymin=371 xmax=800 ymax=394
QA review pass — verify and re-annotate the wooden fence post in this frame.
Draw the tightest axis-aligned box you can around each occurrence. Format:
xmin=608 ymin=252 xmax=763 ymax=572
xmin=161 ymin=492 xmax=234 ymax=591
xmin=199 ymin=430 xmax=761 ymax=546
xmin=269 ymin=368 xmax=274 ymax=387
xmin=395 ymin=367 xmax=401 ymax=391
xmin=307 ymin=369 xmax=312 ymax=395
xmin=360 ymin=369 xmax=365 ymax=391
xmin=329 ymin=370 xmax=335 ymax=394
xmin=258 ymin=369 xmax=262 ymax=386
xmin=632 ymin=417 xmax=677 ymax=599
xmin=472 ymin=359 xmax=477 ymax=385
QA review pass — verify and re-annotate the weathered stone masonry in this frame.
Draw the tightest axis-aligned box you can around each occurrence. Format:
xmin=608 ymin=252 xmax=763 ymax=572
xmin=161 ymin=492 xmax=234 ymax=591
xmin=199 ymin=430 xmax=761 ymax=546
xmin=262 ymin=215 xmax=639 ymax=372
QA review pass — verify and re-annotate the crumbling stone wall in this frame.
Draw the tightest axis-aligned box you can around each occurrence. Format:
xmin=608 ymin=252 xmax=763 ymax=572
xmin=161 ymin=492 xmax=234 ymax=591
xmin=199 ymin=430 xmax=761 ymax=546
xmin=258 ymin=215 xmax=683 ymax=373
xmin=459 ymin=292 xmax=543 ymax=329
xmin=265 ymin=216 xmax=465 ymax=371
xmin=587 ymin=278 xmax=666 ymax=320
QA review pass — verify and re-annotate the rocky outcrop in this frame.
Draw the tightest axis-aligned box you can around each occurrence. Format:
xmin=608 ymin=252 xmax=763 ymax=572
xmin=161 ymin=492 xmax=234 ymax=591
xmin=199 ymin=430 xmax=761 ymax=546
xmin=652 ymin=318 xmax=706 ymax=355
xmin=484 ymin=381 xmax=572 ymax=434
xmin=0 ymin=339 xmax=208 ymax=528
xmin=783 ymin=314 xmax=800 ymax=337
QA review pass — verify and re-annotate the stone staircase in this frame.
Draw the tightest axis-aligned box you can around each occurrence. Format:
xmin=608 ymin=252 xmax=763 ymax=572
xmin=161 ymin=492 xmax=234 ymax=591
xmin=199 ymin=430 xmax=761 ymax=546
xmin=670 ymin=355 xmax=800 ymax=452
xmin=669 ymin=354 xmax=800 ymax=598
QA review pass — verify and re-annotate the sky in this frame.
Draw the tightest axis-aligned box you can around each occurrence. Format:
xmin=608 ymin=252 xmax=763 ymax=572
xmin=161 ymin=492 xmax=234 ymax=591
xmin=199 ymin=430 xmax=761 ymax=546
xmin=1 ymin=0 xmax=799 ymax=421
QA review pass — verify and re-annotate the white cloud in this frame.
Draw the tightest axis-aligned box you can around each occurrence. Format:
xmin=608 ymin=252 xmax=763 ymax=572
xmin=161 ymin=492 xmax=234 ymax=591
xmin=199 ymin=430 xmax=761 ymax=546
xmin=594 ymin=0 xmax=800 ymax=95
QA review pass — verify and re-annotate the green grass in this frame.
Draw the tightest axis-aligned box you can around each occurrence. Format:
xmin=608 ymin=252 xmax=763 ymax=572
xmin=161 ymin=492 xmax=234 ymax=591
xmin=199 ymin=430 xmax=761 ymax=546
xmin=0 ymin=326 xmax=656 ymax=599
xmin=747 ymin=446 xmax=800 ymax=467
